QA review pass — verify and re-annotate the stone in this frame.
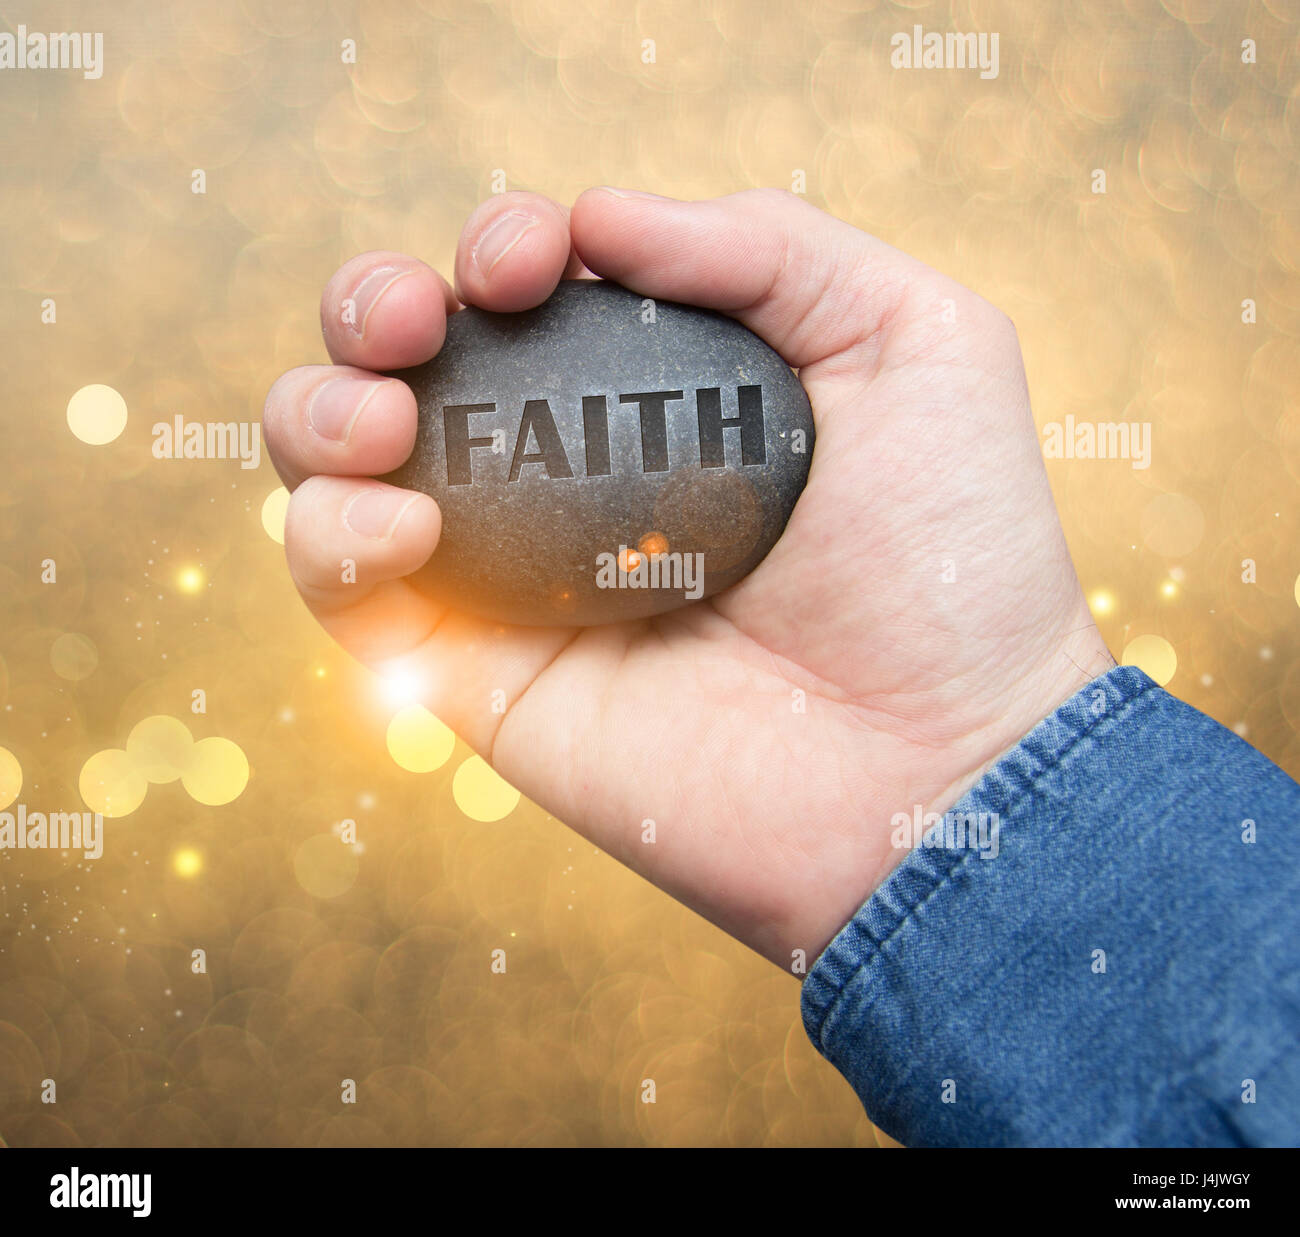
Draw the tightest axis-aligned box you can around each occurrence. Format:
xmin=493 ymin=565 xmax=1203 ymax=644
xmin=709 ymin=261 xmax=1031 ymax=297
xmin=382 ymin=279 xmax=815 ymax=626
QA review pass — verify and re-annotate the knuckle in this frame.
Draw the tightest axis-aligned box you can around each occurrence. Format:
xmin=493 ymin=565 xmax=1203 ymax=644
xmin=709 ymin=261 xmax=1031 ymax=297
xmin=954 ymin=289 xmax=1018 ymax=345
xmin=744 ymin=186 xmax=801 ymax=210
xmin=985 ymin=303 xmax=1019 ymax=347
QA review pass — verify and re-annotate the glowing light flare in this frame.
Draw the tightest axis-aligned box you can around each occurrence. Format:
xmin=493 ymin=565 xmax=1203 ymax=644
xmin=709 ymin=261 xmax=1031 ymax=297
xmin=1087 ymin=588 xmax=1116 ymax=617
xmin=637 ymin=531 xmax=669 ymax=558
xmin=172 ymin=848 xmax=203 ymax=878
xmin=176 ymin=566 xmax=205 ymax=594
xmin=377 ymin=660 xmax=429 ymax=707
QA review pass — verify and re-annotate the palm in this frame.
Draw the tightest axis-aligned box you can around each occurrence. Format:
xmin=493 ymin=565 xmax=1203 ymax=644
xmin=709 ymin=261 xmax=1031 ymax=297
xmin=267 ymin=187 xmax=1109 ymax=967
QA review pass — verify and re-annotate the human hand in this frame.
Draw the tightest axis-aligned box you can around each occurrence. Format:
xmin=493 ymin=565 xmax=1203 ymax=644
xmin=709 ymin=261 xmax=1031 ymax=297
xmin=262 ymin=188 xmax=1114 ymax=970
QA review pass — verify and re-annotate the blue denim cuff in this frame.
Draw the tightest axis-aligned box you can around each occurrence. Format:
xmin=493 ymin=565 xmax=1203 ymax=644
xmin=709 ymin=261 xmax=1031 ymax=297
xmin=800 ymin=664 xmax=1300 ymax=1146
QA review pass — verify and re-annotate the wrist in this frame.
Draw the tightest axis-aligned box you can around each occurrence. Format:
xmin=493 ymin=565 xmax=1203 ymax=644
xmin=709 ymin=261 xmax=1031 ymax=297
xmin=932 ymin=618 xmax=1117 ymax=818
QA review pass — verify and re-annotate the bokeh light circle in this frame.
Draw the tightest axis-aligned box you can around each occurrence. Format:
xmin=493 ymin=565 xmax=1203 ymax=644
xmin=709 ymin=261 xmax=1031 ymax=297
xmin=261 ymin=487 xmax=290 ymax=544
xmin=127 ymin=715 xmax=195 ymax=784
xmin=0 ymin=746 xmax=22 ymax=810
xmin=66 ymin=384 xmax=128 ymax=445
xmin=1122 ymin=635 xmax=1178 ymax=686
xmin=51 ymin=633 xmax=99 ymax=681
xmin=181 ymin=737 xmax=249 ymax=805
xmin=79 ymin=748 xmax=148 ymax=817
xmin=386 ymin=705 xmax=456 ymax=773
xmin=294 ymin=833 xmax=359 ymax=898
xmin=452 ymin=756 xmax=521 ymax=822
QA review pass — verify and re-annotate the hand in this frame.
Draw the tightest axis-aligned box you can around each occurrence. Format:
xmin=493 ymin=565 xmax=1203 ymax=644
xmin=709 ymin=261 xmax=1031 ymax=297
xmin=262 ymin=188 xmax=1114 ymax=971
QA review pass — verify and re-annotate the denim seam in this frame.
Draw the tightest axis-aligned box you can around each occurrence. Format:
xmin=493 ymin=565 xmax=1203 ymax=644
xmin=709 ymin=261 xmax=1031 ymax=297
xmin=809 ymin=675 xmax=1162 ymax=1050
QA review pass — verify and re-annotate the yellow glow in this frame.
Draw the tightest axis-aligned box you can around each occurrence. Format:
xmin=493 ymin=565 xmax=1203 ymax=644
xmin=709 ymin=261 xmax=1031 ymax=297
xmin=80 ymin=748 xmax=148 ymax=817
xmin=1087 ymin=588 xmax=1116 ymax=617
xmin=386 ymin=704 xmax=456 ymax=773
xmin=127 ymin=715 xmax=195 ymax=784
xmin=172 ymin=847 xmax=203 ymax=878
xmin=1160 ymin=580 xmax=1179 ymax=599
xmin=66 ymin=383 xmax=128 ymax=445
xmin=261 ymin=486 xmax=290 ymax=544
xmin=452 ymin=755 xmax=521 ymax=822
xmin=1122 ymin=635 xmax=1178 ymax=687
xmin=176 ymin=566 xmax=205 ymax=594
xmin=0 ymin=0 xmax=1288 ymax=1156
xmin=378 ymin=660 xmax=428 ymax=706
xmin=181 ymin=736 xmax=249 ymax=806
xmin=0 ymin=746 xmax=22 ymax=811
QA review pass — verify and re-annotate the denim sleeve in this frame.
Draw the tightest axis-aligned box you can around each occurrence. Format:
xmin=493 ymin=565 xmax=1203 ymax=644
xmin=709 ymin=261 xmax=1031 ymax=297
xmin=800 ymin=664 xmax=1300 ymax=1147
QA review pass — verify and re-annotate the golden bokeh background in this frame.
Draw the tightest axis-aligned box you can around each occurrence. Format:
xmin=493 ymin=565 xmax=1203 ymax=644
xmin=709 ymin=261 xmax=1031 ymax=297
xmin=1 ymin=0 xmax=1297 ymax=1147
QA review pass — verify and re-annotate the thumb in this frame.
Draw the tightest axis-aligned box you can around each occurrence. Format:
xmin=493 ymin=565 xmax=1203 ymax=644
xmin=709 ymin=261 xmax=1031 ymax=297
xmin=569 ymin=186 xmax=933 ymax=370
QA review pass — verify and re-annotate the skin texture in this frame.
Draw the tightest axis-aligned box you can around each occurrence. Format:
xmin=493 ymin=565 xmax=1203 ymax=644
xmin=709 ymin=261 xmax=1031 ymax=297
xmin=263 ymin=188 xmax=1116 ymax=972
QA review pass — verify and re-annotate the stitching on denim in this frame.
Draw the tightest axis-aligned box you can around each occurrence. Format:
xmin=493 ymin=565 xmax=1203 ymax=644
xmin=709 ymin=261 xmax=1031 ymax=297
xmin=811 ymin=677 xmax=1161 ymax=1049
xmin=956 ymin=675 xmax=1160 ymax=825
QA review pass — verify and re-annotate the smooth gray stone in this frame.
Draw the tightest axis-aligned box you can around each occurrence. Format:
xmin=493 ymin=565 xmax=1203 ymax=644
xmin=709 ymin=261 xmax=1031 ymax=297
xmin=382 ymin=279 xmax=815 ymax=626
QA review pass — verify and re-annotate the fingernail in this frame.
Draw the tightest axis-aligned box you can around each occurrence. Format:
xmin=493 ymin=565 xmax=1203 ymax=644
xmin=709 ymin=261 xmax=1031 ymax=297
xmin=342 ymin=266 xmax=410 ymax=338
xmin=599 ymin=186 xmax=668 ymax=200
xmin=344 ymin=489 xmax=418 ymax=540
xmin=473 ymin=211 xmax=539 ymax=276
xmin=308 ymin=378 xmax=386 ymax=443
